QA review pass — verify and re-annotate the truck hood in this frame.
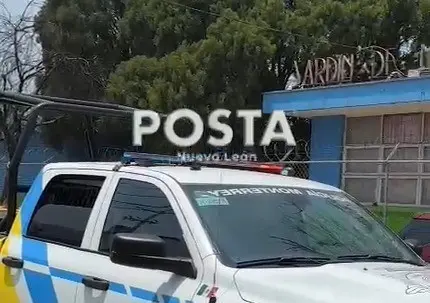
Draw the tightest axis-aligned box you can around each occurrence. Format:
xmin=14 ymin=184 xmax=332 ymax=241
xmin=233 ymin=262 xmax=430 ymax=303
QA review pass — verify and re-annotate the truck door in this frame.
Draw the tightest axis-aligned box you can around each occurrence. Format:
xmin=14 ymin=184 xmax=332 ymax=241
xmin=0 ymin=168 xmax=114 ymax=303
xmin=75 ymin=172 xmax=204 ymax=303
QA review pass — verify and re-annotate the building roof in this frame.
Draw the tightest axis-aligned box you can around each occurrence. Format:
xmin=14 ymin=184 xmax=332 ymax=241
xmin=262 ymin=76 xmax=430 ymax=118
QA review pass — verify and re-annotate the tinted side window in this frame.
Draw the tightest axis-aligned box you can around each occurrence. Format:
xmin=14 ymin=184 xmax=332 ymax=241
xmin=99 ymin=179 xmax=191 ymax=258
xmin=26 ymin=175 xmax=105 ymax=247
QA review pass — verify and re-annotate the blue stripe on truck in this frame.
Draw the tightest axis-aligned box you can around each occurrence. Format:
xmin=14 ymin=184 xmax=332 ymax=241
xmin=24 ymin=269 xmax=58 ymax=303
xmin=22 ymin=237 xmax=49 ymax=266
xmin=21 ymin=238 xmax=192 ymax=301
xmin=22 ymin=238 xmax=58 ymax=303
xmin=18 ymin=172 xmax=193 ymax=302
xmin=20 ymin=171 xmax=43 ymax=233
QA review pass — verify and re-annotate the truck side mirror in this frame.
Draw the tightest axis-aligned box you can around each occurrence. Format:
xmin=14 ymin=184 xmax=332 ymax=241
xmin=109 ymin=233 xmax=196 ymax=279
xmin=405 ymin=238 xmax=424 ymax=256
xmin=110 ymin=233 xmax=166 ymax=259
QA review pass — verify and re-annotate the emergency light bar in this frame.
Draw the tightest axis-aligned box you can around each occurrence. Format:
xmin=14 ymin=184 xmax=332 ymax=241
xmin=121 ymin=152 xmax=294 ymax=176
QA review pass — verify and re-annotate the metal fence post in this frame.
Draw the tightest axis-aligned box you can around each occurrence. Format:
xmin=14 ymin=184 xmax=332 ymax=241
xmin=382 ymin=143 xmax=400 ymax=224
xmin=382 ymin=161 xmax=389 ymax=224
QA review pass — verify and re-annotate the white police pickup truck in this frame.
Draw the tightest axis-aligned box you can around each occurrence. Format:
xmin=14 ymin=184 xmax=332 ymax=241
xmin=1 ymin=152 xmax=430 ymax=303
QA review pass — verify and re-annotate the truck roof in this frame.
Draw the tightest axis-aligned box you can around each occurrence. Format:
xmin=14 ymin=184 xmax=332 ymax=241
xmin=42 ymin=162 xmax=341 ymax=192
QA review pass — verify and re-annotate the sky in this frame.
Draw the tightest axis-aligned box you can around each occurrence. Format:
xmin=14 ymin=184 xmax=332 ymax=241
xmin=2 ymin=0 xmax=25 ymax=15
xmin=0 ymin=0 xmax=43 ymax=93
xmin=1 ymin=0 xmax=42 ymax=17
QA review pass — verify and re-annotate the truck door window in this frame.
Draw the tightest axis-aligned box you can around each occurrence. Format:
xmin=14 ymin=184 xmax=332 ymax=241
xmin=26 ymin=174 xmax=105 ymax=247
xmin=98 ymin=178 xmax=191 ymax=259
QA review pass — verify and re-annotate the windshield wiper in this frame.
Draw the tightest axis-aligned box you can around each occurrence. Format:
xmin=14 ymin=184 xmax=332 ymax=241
xmin=236 ymin=256 xmax=333 ymax=268
xmin=335 ymin=254 xmax=424 ymax=266
xmin=236 ymin=254 xmax=425 ymax=268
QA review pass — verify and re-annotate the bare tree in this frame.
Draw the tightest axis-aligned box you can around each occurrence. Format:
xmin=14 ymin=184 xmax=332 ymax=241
xmin=0 ymin=0 xmax=50 ymax=205
xmin=0 ymin=1 xmax=43 ymax=91
xmin=0 ymin=1 xmax=121 ymax=206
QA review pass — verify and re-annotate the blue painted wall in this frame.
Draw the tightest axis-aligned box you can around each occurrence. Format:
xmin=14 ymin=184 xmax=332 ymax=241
xmin=308 ymin=116 xmax=345 ymax=187
xmin=0 ymin=133 xmax=132 ymax=197
xmin=0 ymin=133 xmax=70 ymax=194
xmin=262 ymin=77 xmax=430 ymax=187
xmin=262 ymin=76 xmax=430 ymax=114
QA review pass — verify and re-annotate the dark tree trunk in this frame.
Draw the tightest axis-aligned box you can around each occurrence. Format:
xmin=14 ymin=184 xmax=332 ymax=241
xmin=0 ymin=174 xmax=9 ymax=206
xmin=1 ymin=123 xmax=19 ymax=207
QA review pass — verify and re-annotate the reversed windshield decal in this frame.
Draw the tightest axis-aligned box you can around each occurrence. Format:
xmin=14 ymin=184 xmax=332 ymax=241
xmin=195 ymin=197 xmax=230 ymax=207
xmin=307 ymin=190 xmax=351 ymax=202
xmin=202 ymin=187 xmax=303 ymax=196
xmin=195 ymin=187 xmax=351 ymax=202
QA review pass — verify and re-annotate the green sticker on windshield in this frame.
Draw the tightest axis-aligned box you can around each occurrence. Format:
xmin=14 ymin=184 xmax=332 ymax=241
xmin=196 ymin=197 xmax=230 ymax=207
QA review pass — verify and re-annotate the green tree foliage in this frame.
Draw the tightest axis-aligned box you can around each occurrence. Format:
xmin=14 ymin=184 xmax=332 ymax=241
xmin=418 ymin=0 xmax=430 ymax=45
xmin=35 ymin=0 xmax=430 ymax=156
xmin=34 ymin=0 xmax=129 ymax=154
xmin=36 ymin=0 xmax=128 ymax=98
xmin=120 ymin=0 xmax=217 ymax=57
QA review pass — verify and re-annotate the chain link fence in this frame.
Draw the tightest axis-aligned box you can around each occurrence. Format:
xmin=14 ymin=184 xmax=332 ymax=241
xmin=2 ymin=141 xmax=430 ymax=227
xmin=278 ymin=158 xmax=430 ymax=226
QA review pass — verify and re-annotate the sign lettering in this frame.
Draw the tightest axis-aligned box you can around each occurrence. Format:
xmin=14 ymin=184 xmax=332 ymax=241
xmin=292 ymin=46 xmax=404 ymax=88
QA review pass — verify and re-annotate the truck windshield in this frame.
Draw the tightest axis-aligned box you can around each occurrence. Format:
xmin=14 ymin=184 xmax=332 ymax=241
xmin=182 ymin=184 xmax=422 ymax=267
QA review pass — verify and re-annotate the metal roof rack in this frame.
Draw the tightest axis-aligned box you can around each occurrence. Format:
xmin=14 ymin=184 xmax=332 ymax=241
xmin=0 ymin=91 xmax=166 ymax=233
xmin=0 ymin=91 xmax=294 ymax=234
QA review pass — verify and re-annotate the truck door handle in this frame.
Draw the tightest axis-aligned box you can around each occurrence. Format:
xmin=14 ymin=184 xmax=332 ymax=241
xmin=82 ymin=276 xmax=110 ymax=291
xmin=2 ymin=257 xmax=24 ymax=269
